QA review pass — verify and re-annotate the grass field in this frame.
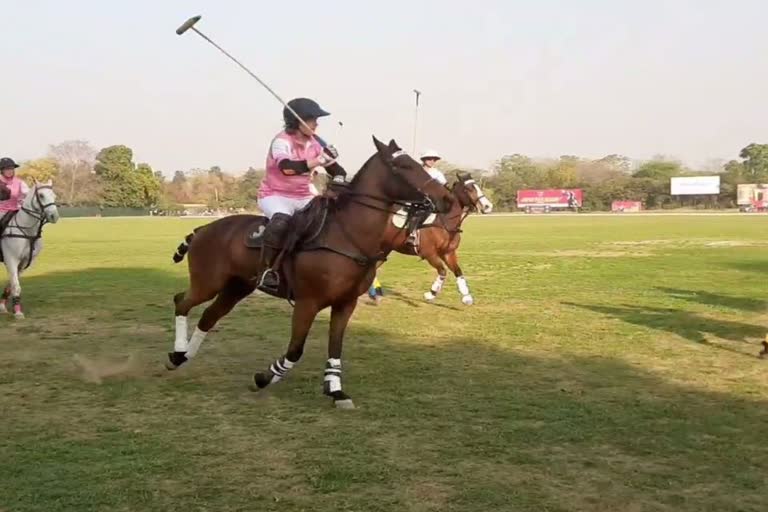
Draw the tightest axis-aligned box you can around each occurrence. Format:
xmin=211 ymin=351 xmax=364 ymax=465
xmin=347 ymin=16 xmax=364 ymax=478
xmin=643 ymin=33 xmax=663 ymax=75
xmin=2 ymin=215 xmax=767 ymax=512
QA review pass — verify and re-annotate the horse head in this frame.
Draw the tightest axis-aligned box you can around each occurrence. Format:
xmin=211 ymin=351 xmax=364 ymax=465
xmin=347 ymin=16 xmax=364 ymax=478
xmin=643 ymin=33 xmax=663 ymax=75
xmin=25 ymin=180 xmax=60 ymax=224
xmin=360 ymin=136 xmax=453 ymax=214
xmin=453 ymin=172 xmax=493 ymax=214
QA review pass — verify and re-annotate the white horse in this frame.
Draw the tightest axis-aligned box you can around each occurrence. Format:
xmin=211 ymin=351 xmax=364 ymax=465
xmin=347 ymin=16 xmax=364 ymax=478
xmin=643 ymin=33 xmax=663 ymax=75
xmin=0 ymin=180 xmax=59 ymax=318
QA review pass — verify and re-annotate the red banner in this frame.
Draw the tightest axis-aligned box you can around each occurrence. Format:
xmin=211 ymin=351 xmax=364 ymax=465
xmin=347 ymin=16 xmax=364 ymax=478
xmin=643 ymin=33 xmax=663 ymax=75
xmin=517 ymin=189 xmax=583 ymax=208
xmin=611 ymin=201 xmax=642 ymax=212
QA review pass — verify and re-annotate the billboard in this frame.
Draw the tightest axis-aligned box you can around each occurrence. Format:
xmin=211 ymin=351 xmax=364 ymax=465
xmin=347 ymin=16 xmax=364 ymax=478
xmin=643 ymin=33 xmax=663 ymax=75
xmin=516 ymin=189 xmax=583 ymax=208
xmin=670 ymin=176 xmax=720 ymax=195
xmin=611 ymin=200 xmax=642 ymax=212
xmin=737 ymin=183 xmax=768 ymax=206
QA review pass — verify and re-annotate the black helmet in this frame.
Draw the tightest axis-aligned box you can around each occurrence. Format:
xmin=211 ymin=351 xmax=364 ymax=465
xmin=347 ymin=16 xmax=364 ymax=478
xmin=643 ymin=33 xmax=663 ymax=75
xmin=0 ymin=157 xmax=19 ymax=171
xmin=283 ymin=98 xmax=330 ymax=129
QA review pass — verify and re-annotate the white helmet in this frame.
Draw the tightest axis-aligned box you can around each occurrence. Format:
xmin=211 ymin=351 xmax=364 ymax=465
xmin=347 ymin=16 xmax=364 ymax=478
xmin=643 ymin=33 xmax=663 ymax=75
xmin=419 ymin=149 xmax=441 ymax=161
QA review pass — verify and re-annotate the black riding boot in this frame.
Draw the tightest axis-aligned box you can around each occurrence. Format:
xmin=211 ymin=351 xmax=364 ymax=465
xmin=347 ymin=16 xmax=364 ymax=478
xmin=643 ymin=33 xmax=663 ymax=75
xmin=406 ymin=210 xmax=428 ymax=245
xmin=257 ymin=213 xmax=292 ymax=292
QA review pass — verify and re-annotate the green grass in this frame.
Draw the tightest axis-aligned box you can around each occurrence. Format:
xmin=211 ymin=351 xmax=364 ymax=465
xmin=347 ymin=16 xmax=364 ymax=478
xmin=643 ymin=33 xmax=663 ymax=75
xmin=2 ymin=215 xmax=767 ymax=511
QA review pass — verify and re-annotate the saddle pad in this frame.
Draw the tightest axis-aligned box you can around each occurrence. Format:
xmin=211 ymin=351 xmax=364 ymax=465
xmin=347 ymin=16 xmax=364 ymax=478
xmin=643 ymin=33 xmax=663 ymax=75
xmin=391 ymin=208 xmax=436 ymax=229
xmin=244 ymin=219 xmax=268 ymax=248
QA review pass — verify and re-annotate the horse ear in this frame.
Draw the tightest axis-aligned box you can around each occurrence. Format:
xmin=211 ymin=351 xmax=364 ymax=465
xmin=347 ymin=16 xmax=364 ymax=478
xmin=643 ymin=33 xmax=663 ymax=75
xmin=372 ymin=136 xmax=392 ymax=160
xmin=388 ymin=139 xmax=401 ymax=152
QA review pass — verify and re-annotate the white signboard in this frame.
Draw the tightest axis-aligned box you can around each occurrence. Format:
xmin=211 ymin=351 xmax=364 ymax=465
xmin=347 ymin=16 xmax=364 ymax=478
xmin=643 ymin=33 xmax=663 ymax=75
xmin=670 ymin=176 xmax=720 ymax=195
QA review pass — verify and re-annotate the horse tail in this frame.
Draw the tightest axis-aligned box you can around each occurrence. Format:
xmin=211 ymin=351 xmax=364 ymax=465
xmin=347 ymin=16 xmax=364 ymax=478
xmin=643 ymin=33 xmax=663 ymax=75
xmin=172 ymin=232 xmax=195 ymax=263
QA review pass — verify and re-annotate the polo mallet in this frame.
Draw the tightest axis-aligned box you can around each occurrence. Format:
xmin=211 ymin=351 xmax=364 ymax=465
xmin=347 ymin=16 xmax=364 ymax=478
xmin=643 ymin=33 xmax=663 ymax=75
xmin=175 ymin=15 xmax=332 ymax=150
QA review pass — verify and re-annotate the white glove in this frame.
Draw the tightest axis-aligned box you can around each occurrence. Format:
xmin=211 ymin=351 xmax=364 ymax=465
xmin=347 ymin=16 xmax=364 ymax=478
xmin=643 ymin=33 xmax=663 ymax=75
xmin=332 ymin=175 xmax=345 ymax=183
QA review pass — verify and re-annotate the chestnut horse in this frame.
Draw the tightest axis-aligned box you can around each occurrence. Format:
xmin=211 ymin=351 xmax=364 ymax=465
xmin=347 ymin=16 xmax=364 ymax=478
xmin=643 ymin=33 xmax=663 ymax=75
xmin=166 ymin=137 xmax=453 ymax=408
xmin=382 ymin=172 xmax=493 ymax=305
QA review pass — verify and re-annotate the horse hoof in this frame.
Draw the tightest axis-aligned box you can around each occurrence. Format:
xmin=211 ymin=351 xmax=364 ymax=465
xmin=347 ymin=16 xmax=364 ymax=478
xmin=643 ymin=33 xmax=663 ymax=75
xmin=165 ymin=351 xmax=188 ymax=370
xmin=253 ymin=372 xmax=272 ymax=390
xmin=14 ymin=312 xmax=25 ymax=319
xmin=423 ymin=292 xmax=436 ymax=302
xmin=334 ymin=399 xmax=356 ymax=410
xmin=461 ymin=295 xmax=474 ymax=306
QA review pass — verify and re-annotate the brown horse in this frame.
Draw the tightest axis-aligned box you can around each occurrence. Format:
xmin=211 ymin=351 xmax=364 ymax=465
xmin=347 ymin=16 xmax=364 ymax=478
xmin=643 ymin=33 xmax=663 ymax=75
xmin=166 ymin=136 xmax=453 ymax=408
xmin=382 ymin=172 xmax=493 ymax=305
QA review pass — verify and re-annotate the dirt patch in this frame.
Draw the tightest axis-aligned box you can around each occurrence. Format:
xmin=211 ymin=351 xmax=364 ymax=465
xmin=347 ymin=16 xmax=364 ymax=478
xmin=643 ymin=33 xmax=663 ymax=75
xmin=403 ymin=480 xmax=453 ymax=511
xmin=72 ymin=353 xmax=142 ymax=384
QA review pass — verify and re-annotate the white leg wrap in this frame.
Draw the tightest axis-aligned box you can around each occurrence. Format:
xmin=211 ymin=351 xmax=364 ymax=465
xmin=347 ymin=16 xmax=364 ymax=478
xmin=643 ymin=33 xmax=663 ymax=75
xmin=431 ymin=275 xmax=446 ymax=294
xmin=457 ymin=276 xmax=470 ymax=297
xmin=269 ymin=356 xmax=296 ymax=384
xmin=174 ymin=316 xmax=188 ymax=352
xmin=324 ymin=358 xmax=342 ymax=393
xmin=185 ymin=328 xmax=208 ymax=358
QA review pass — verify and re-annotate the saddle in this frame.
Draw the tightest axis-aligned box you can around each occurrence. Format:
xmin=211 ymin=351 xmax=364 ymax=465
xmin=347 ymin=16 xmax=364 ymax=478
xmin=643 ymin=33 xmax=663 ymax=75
xmin=243 ymin=196 xmax=332 ymax=301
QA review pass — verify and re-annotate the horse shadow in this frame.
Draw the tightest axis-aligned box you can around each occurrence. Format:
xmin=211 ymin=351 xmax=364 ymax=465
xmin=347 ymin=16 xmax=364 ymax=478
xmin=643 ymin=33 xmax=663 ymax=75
xmin=562 ymin=302 xmax=764 ymax=357
xmin=723 ymin=259 xmax=768 ymax=275
xmin=383 ymin=288 xmax=462 ymax=311
xmin=655 ymin=287 xmax=767 ymax=313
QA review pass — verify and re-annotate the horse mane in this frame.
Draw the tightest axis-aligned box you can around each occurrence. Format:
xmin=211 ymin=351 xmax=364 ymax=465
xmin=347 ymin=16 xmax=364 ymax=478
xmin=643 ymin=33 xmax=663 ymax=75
xmin=348 ymin=153 xmax=377 ymax=187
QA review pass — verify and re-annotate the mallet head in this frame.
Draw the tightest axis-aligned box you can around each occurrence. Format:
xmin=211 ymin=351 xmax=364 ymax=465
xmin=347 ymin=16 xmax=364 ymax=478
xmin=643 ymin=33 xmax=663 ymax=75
xmin=176 ymin=15 xmax=202 ymax=35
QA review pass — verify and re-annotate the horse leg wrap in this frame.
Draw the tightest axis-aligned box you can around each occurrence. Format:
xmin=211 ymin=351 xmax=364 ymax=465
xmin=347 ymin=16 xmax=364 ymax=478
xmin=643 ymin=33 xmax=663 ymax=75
xmin=456 ymin=276 xmax=470 ymax=296
xmin=174 ymin=316 xmax=188 ymax=352
xmin=268 ymin=356 xmax=296 ymax=384
xmin=185 ymin=328 xmax=208 ymax=358
xmin=12 ymin=296 xmax=21 ymax=315
xmin=323 ymin=358 xmax=343 ymax=395
xmin=431 ymin=275 xmax=446 ymax=295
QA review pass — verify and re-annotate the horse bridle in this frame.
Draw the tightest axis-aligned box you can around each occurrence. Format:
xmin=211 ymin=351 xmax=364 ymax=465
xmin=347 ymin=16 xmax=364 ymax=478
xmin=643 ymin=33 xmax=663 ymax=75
xmin=344 ymin=150 xmax=439 ymax=214
xmin=21 ymin=185 xmax=57 ymax=223
xmin=458 ymin=178 xmax=488 ymax=213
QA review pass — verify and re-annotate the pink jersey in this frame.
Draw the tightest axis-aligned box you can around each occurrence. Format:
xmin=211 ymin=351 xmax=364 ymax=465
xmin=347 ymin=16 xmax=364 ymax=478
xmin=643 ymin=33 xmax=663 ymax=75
xmin=0 ymin=176 xmax=28 ymax=212
xmin=258 ymin=131 xmax=324 ymax=200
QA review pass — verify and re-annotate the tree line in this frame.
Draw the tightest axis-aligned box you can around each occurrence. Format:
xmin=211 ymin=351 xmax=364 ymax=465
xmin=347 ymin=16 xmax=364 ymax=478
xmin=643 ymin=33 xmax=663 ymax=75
xmin=16 ymin=140 xmax=768 ymax=212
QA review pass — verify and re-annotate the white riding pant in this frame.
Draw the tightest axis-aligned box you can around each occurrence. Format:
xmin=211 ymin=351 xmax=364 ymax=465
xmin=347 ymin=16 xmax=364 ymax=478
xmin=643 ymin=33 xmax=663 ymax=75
xmin=258 ymin=195 xmax=313 ymax=220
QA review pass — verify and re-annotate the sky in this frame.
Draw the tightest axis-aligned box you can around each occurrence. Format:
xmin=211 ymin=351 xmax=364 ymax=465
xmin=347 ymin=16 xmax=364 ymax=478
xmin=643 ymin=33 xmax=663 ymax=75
xmin=1 ymin=0 xmax=767 ymax=176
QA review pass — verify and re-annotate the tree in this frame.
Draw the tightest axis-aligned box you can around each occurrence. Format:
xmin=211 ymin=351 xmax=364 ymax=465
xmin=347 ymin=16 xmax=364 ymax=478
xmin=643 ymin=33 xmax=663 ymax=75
xmin=632 ymin=159 xmax=683 ymax=179
xmin=138 ymin=163 xmax=163 ymax=207
xmin=738 ymin=143 xmax=768 ymax=182
xmin=239 ymin=167 xmax=264 ymax=202
xmin=95 ymin=145 xmax=162 ymax=208
xmin=172 ymin=171 xmax=186 ymax=184
xmin=48 ymin=140 xmax=99 ymax=205
xmin=18 ymin=158 xmax=59 ymax=183
xmin=597 ymin=154 xmax=631 ymax=174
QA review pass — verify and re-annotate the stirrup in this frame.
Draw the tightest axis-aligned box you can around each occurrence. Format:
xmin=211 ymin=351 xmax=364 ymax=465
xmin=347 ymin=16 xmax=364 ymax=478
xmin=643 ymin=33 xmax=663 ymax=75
xmin=257 ymin=268 xmax=280 ymax=290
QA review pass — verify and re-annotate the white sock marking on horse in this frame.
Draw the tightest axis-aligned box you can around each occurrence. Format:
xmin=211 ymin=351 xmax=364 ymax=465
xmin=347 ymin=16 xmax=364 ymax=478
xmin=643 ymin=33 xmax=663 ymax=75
xmin=432 ymin=275 xmax=446 ymax=294
xmin=185 ymin=328 xmax=208 ymax=358
xmin=174 ymin=316 xmax=188 ymax=352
